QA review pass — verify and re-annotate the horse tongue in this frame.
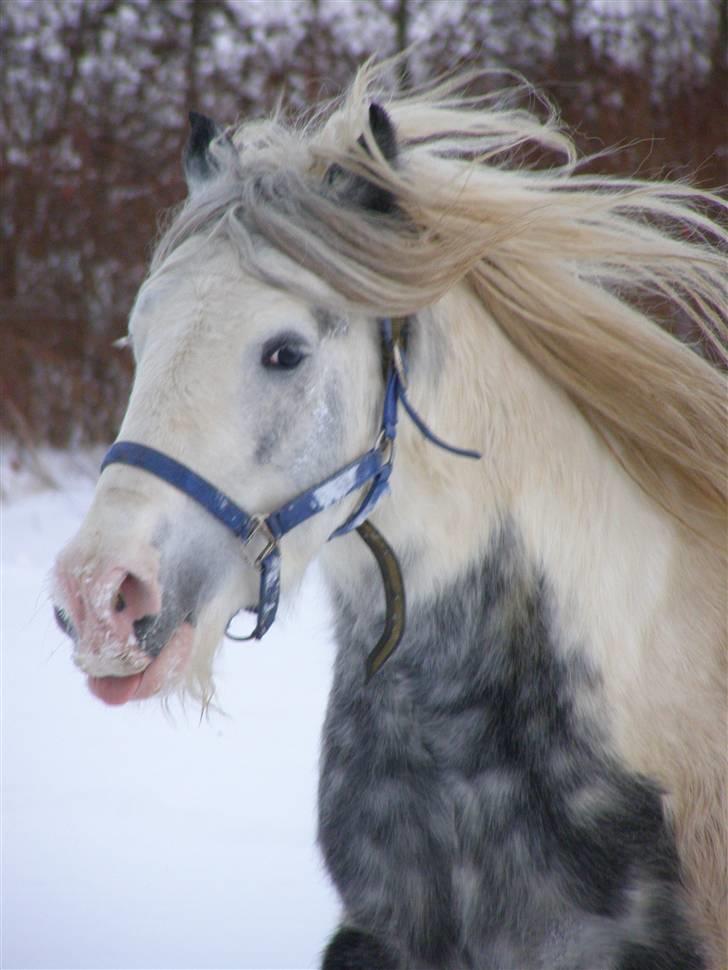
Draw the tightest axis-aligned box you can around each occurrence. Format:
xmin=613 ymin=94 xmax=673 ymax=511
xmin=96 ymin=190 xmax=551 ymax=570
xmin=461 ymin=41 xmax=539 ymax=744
xmin=88 ymin=672 xmax=144 ymax=706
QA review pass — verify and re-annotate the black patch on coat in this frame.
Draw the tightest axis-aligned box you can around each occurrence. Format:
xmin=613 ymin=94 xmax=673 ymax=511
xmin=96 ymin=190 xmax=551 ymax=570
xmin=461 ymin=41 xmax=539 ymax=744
xmin=616 ymin=896 xmax=708 ymax=970
xmin=318 ymin=525 xmax=705 ymax=968
xmin=322 ymin=926 xmax=399 ymax=970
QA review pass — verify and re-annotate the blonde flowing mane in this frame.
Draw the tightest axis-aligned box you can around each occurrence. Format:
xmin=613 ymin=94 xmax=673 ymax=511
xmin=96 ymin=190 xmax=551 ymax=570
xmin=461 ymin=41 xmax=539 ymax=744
xmin=153 ymin=62 xmax=727 ymax=545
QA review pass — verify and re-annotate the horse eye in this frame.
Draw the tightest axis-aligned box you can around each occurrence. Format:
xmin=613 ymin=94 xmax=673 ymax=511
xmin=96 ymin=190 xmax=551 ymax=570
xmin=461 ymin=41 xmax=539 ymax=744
xmin=262 ymin=342 xmax=306 ymax=370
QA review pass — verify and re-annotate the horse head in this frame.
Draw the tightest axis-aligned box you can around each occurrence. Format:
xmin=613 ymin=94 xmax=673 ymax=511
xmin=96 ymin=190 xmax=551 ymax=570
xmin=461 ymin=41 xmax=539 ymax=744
xmin=52 ymin=104 xmax=403 ymax=705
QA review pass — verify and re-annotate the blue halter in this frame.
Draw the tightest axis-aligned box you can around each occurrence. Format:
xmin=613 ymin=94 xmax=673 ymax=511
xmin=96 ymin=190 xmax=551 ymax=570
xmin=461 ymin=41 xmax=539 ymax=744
xmin=100 ymin=319 xmax=481 ymax=657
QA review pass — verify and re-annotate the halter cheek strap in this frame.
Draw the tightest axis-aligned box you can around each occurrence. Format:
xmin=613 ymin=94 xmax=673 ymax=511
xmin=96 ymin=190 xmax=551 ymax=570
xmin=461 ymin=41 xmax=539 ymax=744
xmin=99 ymin=434 xmax=394 ymax=641
xmin=100 ymin=319 xmax=481 ymax=679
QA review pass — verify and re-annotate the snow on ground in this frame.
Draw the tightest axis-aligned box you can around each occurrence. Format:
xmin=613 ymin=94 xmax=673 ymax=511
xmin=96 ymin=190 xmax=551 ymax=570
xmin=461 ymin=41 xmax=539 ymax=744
xmin=1 ymin=451 xmax=339 ymax=970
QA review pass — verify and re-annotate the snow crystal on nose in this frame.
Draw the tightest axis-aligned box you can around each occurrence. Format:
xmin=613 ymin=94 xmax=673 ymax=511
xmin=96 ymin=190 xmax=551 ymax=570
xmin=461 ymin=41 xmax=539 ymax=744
xmin=89 ymin=574 xmax=121 ymax=623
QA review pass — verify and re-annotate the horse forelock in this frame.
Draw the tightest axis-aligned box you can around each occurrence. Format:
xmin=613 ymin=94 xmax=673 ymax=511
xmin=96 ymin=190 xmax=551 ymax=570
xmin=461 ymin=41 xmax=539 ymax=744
xmin=148 ymin=61 xmax=727 ymax=545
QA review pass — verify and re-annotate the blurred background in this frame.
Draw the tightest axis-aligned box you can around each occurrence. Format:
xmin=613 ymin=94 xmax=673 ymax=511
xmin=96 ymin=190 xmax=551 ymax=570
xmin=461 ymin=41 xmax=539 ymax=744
xmin=1 ymin=0 xmax=726 ymax=453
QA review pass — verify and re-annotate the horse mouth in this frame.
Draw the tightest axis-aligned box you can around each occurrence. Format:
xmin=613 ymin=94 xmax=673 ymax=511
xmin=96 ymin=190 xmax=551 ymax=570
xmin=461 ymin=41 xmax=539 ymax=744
xmin=87 ymin=670 xmax=146 ymax=705
xmin=82 ymin=622 xmax=195 ymax=706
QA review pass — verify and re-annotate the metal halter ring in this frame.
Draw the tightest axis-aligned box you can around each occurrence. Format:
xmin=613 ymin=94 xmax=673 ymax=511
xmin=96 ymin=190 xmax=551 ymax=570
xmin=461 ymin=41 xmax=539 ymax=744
xmin=242 ymin=516 xmax=278 ymax=569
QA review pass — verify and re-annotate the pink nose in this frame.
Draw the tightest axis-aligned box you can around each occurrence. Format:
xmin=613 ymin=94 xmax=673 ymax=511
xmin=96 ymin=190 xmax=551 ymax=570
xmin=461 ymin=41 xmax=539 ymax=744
xmin=54 ymin=561 xmax=162 ymax=654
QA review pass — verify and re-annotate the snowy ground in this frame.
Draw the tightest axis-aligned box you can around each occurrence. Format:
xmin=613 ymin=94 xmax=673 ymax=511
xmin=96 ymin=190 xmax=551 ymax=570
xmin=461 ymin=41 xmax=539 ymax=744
xmin=1 ymin=450 xmax=339 ymax=970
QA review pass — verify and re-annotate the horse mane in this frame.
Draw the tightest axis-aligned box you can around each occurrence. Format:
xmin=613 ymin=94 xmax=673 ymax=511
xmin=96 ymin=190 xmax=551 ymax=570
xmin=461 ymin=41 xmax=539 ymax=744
xmin=151 ymin=62 xmax=728 ymax=545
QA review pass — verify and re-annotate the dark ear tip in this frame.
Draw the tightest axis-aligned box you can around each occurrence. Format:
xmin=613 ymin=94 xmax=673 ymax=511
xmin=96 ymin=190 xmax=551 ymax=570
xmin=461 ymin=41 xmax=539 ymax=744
xmin=368 ymin=102 xmax=391 ymax=130
xmin=188 ymin=111 xmax=216 ymax=135
xmin=184 ymin=111 xmax=224 ymax=191
xmin=367 ymin=102 xmax=397 ymax=161
xmin=186 ymin=111 xmax=221 ymax=157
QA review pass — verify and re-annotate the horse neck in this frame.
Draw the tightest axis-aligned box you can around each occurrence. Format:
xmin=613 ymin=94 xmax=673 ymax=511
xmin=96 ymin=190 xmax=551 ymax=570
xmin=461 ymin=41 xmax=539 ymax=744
xmin=319 ymin=280 xmax=691 ymax=749
xmin=345 ymin=281 xmax=674 ymax=602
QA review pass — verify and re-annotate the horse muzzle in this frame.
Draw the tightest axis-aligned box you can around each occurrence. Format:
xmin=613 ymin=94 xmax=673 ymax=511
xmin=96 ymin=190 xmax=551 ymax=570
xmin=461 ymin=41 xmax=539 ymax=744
xmin=52 ymin=530 xmax=196 ymax=705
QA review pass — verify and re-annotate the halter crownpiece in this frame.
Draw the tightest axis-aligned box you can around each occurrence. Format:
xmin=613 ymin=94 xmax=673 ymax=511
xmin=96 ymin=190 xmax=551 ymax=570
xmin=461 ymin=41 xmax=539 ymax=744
xmin=100 ymin=319 xmax=481 ymax=680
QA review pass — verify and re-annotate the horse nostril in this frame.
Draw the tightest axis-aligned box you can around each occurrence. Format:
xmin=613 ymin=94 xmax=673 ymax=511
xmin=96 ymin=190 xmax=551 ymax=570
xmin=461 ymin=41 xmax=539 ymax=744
xmin=116 ymin=571 xmax=159 ymax=621
xmin=132 ymin=614 xmax=160 ymax=652
xmin=54 ymin=605 xmax=75 ymax=638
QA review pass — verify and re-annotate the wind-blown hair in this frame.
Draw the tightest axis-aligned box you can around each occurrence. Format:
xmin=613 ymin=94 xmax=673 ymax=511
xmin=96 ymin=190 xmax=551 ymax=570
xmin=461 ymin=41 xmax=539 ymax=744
xmin=152 ymin=62 xmax=727 ymax=544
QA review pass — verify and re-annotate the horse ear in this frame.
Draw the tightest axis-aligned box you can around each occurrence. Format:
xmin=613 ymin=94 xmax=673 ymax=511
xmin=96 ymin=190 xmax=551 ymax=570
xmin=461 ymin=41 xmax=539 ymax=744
xmin=365 ymin=103 xmax=398 ymax=164
xmin=326 ymin=102 xmax=398 ymax=214
xmin=184 ymin=111 xmax=224 ymax=194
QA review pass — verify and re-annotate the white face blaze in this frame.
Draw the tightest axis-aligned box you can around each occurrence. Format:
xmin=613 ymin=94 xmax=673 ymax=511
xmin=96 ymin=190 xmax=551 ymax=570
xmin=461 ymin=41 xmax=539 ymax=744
xmin=53 ymin=238 xmax=380 ymax=705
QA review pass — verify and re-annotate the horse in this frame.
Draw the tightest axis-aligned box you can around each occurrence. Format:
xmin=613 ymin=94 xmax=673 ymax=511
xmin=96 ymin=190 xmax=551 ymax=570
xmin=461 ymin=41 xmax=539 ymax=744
xmin=52 ymin=64 xmax=727 ymax=969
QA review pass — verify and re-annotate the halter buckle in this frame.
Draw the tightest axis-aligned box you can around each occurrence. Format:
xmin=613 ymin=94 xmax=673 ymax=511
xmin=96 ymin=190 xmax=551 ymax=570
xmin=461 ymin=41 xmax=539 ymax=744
xmin=375 ymin=430 xmax=395 ymax=466
xmin=242 ymin=516 xmax=278 ymax=569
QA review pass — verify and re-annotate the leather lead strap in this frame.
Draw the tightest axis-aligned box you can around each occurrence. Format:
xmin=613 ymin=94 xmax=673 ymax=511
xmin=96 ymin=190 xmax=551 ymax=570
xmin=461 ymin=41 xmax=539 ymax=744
xmin=380 ymin=316 xmax=408 ymax=380
xmin=355 ymin=520 xmax=406 ymax=682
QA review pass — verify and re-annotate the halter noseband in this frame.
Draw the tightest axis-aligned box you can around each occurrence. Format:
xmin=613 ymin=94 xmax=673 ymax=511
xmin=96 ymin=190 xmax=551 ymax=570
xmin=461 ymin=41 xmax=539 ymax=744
xmin=100 ymin=319 xmax=480 ymax=681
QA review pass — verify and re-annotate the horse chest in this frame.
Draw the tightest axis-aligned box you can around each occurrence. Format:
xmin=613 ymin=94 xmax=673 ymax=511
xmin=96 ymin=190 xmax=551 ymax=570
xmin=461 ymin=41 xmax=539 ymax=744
xmin=318 ymin=542 xmax=694 ymax=968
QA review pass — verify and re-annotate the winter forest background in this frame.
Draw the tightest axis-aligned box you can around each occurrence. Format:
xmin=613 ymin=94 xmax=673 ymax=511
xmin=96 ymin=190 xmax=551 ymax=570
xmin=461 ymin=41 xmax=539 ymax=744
xmin=1 ymin=0 xmax=726 ymax=458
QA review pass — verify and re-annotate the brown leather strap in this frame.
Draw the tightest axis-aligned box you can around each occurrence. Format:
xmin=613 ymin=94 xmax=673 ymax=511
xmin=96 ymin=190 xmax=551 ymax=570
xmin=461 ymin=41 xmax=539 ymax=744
xmin=356 ymin=519 xmax=406 ymax=681
xmin=380 ymin=316 xmax=409 ymax=382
